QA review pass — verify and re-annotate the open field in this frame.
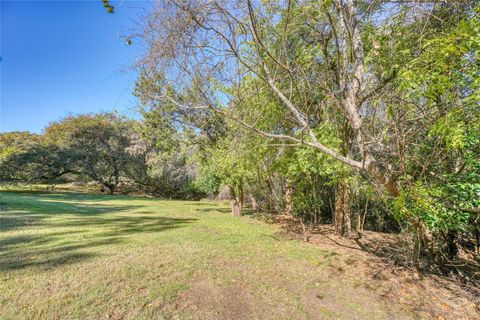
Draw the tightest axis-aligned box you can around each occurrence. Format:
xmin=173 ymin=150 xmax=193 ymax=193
xmin=0 ymin=191 xmax=478 ymax=320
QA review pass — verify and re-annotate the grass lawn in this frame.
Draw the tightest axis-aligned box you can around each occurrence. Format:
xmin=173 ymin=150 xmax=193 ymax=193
xmin=0 ymin=191 xmax=477 ymax=319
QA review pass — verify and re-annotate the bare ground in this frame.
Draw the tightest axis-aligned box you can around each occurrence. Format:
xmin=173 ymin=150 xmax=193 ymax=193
xmin=270 ymin=218 xmax=480 ymax=320
xmin=173 ymin=220 xmax=480 ymax=320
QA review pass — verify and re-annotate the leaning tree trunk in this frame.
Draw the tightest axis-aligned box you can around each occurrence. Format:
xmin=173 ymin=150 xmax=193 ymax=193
xmin=334 ymin=180 xmax=351 ymax=237
xmin=249 ymin=193 xmax=259 ymax=212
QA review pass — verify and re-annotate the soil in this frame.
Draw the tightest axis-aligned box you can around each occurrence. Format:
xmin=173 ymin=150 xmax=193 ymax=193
xmin=176 ymin=218 xmax=480 ymax=319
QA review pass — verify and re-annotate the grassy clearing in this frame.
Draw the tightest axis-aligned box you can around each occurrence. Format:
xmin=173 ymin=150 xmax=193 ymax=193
xmin=0 ymin=191 xmax=476 ymax=319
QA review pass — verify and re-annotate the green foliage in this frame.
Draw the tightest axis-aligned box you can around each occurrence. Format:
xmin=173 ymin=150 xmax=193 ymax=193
xmin=102 ymin=0 xmax=114 ymax=14
xmin=393 ymin=183 xmax=472 ymax=234
xmin=193 ymin=163 xmax=222 ymax=195
xmin=388 ymin=8 xmax=480 ymax=243
xmin=287 ymin=124 xmax=349 ymax=181
xmin=0 ymin=131 xmax=41 ymax=161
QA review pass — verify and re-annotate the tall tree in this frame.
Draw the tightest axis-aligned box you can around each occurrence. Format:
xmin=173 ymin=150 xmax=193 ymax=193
xmin=135 ymin=0 xmax=479 ymax=256
xmin=44 ymin=113 xmax=133 ymax=194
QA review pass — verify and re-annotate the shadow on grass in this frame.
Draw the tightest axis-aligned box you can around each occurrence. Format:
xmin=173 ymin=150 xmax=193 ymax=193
xmin=279 ymin=220 xmax=480 ymax=295
xmin=0 ymin=190 xmax=168 ymax=203
xmin=0 ymin=192 xmax=197 ymax=271
xmin=0 ymin=213 xmax=43 ymax=232
xmin=192 ymin=205 xmax=259 ymax=216
xmin=0 ymin=239 xmax=118 ymax=271
xmin=195 ymin=207 xmax=231 ymax=214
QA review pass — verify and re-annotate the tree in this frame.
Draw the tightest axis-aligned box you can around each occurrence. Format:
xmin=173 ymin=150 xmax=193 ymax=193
xmin=43 ymin=113 xmax=134 ymax=194
xmin=134 ymin=0 xmax=479 ymax=259
xmin=0 ymin=144 xmax=75 ymax=183
xmin=0 ymin=131 xmax=74 ymax=183
xmin=0 ymin=131 xmax=41 ymax=161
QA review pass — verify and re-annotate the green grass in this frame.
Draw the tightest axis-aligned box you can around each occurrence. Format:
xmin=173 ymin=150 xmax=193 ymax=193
xmin=0 ymin=191 xmax=415 ymax=319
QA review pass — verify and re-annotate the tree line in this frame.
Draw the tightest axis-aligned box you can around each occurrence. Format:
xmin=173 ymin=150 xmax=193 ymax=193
xmin=1 ymin=0 xmax=479 ymax=267
xmin=0 ymin=114 xmax=198 ymax=197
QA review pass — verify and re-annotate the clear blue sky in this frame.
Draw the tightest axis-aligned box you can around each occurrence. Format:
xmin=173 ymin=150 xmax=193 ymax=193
xmin=1 ymin=0 xmax=149 ymax=133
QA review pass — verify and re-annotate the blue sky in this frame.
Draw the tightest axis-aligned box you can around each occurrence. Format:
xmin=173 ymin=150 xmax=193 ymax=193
xmin=1 ymin=0 xmax=150 ymax=133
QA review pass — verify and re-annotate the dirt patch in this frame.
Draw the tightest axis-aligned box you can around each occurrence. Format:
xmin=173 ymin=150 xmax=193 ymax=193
xmin=177 ymin=279 xmax=264 ymax=320
xmin=193 ymin=225 xmax=224 ymax=236
xmin=275 ymin=219 xmax=480 ymax=319
xmin=171 ymin=219 xmax=480 ymax=319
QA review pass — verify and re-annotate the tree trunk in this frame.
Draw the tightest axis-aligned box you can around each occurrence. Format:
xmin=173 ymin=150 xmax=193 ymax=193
xmin=284 ymin=178 xmax=293 ymax=216
xmin=229 ymin=185 xmax=242 ymax=217
xmin=231 ymin=199 xmax=241 ymax=217
xmin=265 ymin=176 xmax=275 ymax=212
xmin=312 ymin=174 xmax=318 ymax=225
xmin=446 ymin=230 xmax=458 ymax=260
xmin=106 ymin=184 xmax=115 ymax=195
xmin=238 ymin=184 xmax=244 ymax=210
xmin=249 ymin=193 xmax=259 ymax=212
xmin=334 ymin=180 xmax=351 ymax=237
xmin=357 ymin=198 xmax=368 ymax=233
